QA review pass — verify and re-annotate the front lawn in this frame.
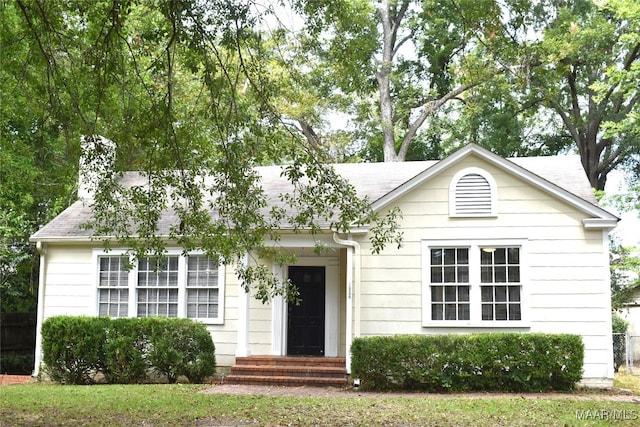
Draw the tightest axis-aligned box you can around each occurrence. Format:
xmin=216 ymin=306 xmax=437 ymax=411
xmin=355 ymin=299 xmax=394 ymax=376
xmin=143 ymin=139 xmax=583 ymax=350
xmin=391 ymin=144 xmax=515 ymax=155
xmin=1 ymin=382 xmax=638 ymax=426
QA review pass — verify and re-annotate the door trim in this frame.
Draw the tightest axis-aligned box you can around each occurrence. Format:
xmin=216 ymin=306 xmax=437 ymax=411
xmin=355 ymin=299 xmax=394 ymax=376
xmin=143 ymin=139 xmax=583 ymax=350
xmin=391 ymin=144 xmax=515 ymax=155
xmin=271 ymin=257 xmax=339 ymax=357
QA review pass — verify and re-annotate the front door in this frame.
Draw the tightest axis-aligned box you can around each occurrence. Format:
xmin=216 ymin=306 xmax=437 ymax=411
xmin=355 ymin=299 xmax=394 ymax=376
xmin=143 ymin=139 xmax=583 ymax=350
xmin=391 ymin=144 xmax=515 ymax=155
xmin=287 ymin=266 xmax=325 ymax=356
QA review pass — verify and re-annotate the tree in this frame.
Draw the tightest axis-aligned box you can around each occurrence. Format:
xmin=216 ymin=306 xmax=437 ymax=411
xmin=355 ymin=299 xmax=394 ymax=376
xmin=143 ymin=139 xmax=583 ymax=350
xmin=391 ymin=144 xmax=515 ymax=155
xmin=526 ymin=0 xmax=640 ymax=190
xmin=286 ymin=0 xmax=545 ymax=162
xmin=610 ymin=245 xmax=640 ymax=310
xmin=5 ymin=0 xmax=402 ymax=303
xmin=0 ymin=1 xmax=79 ymax=312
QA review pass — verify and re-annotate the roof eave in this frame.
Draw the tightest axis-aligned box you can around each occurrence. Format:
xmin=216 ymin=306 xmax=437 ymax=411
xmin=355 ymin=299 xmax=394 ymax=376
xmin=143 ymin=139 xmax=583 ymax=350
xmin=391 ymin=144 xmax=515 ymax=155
xmin=582 ymin=218 xmax=619 ymax=230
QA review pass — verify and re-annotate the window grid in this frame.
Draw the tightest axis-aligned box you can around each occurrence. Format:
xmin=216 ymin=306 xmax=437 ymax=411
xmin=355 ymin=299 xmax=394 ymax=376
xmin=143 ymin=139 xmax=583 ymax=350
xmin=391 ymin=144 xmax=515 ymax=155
xmin=97 ymin=256 xmax=129 ymax=317
xmin=430 ymin=248 xmax=470 ymax=321
xmin=480 ymin=248 xmax=522 ymax=321
xmin=186 ymin=255 xmax=219 ymax=319
xmin=137 ymin=256 xmax=179 ymax=317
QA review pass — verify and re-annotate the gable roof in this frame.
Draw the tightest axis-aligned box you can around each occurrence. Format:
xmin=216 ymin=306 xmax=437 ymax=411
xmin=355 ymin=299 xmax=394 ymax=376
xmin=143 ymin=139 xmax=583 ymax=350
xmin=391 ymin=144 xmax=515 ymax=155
xmin=30 ymin=144 xmax=617 ymax=242
xmin=370 ymin=144 xmax=614 ymax=219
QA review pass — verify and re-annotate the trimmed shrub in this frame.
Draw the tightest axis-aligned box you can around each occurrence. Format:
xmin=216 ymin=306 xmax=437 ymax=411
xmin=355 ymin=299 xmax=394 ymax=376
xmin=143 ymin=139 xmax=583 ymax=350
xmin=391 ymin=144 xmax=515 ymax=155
xmin=103 ymin=317 xmax=151 ymax=384
xmin=41 ymin=316 xmax=109 ymax=384
xmin=175 ymin=321 xmax=217 ymax=384
xmin=351 ymin=333 xmax=584 ymax=392
xmin=41 ymin=316 xmax=216 ymax=384
xmin=147 ymin=318 xmax=216 ymax=384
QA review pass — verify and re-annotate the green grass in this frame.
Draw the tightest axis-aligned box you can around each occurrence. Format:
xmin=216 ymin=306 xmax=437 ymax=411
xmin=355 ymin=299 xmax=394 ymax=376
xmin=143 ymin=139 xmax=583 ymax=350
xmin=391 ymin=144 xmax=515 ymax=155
xmin=614 ymin=369 xmax=640 ymax=394
xmin=1 ymin=383 xmax=638 ymax=426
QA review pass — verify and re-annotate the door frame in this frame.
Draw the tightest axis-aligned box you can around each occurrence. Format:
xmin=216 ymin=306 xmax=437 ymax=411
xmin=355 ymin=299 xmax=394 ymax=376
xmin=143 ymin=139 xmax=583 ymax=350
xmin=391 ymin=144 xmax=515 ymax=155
xmin=287 ymin=265 xmax=326 ymax=356
xmin=271 ymin=257 xmax=340 ymax=357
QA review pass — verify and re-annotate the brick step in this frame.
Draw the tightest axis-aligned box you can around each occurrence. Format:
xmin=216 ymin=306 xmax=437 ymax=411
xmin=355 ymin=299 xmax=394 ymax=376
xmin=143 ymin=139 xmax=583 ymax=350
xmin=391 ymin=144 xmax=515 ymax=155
xmin=225 ymin=374 xmax=347 ymax=387
xmin=226 ymin=356 xmax=348 ymax=387
xmin=234 ymin=356 xmax=346 ymax=368
xmin=231 ymin=365 xmax=346 ymax=378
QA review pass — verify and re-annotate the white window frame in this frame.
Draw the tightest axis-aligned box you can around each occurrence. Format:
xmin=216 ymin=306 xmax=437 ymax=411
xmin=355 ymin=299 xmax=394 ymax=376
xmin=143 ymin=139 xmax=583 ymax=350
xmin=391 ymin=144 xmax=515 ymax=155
xmin=421 ymin=240 xmax=528 ymax=328
xmin=185 ymin=253 xmax=226 ymax=324
xmin=93 ymin=249 xmax=225 ymax=324
xmin=136 ymin=253 xmax=181 ymax=318
xmin=448 ymin=167 xmax=498 ymax=217
xmin=96 ymin=255 xmax=130 ymax=318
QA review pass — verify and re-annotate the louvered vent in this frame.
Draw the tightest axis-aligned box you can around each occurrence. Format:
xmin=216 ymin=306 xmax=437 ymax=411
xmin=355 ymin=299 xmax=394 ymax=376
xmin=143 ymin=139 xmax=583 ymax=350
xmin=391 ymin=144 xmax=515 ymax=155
xmin=454 ymin=173 xmax=492 ymax=215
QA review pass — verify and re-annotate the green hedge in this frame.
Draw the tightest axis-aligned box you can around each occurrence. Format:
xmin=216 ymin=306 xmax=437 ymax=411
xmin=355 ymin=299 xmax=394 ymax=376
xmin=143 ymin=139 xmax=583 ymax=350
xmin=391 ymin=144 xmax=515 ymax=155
xmin=41 ymin=316 xmax=216 ymax=384
xmin=350 ymin=333 xmax=584 ymax=392
xmin=41 ymin=316 xmax=110 ymax=384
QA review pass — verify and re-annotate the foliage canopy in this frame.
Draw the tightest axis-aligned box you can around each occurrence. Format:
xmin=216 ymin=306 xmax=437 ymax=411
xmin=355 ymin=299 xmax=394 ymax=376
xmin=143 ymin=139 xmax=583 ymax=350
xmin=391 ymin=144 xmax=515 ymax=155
xmin=2 ymin=0 xmax=638 ymax=308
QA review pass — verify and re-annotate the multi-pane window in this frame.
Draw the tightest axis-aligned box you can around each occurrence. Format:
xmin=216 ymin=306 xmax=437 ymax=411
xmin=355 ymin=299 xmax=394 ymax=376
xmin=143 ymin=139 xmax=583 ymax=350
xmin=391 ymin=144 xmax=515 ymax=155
xmin=430 ymin=248 xmax=470 ymax=320
xmin=137 ymin=256 xmax=179 ymax=317
xmin=424 ymin=243 xmax=523 ymax=324
xmin=186 ymin=255 xmax=219 ymax=319
xmin=480 ymin=248 xmax=521 ymax=321
xmin=95 ymin=251 xmax=224 ymax=323
xmin=98 ymin=256 xmax=129 ymax=317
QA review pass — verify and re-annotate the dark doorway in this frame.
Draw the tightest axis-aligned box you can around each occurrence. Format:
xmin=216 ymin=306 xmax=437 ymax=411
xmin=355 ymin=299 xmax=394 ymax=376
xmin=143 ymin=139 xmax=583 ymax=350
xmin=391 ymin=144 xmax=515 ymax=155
xmin=287 ymin=266 xmax=325 ymax=356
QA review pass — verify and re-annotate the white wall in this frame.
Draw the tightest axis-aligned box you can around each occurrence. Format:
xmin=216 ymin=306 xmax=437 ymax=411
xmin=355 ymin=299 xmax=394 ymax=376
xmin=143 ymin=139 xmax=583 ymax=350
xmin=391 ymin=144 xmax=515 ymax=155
xmin=356 ymin=155 xmax=614 ymax=385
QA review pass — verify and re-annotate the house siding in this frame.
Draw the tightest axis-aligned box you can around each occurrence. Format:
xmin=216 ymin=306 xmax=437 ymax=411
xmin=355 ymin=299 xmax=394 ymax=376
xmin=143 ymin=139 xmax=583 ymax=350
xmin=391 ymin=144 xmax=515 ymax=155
xmin=37 ymin=244 xmax=241 ymax=371
xmin=42 ymin=246 xmax=95 ymax=317
xmin=356 ymin=155 xmax=613 ymax=384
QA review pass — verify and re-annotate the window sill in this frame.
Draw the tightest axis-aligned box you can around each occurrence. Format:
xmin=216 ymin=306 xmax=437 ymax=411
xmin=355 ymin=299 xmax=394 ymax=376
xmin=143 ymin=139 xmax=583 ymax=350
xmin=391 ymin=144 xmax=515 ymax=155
xmin=192 ymin=318 xmax=224 ymax=326
xmin=422 ymin=321 xmax=530 ymax=329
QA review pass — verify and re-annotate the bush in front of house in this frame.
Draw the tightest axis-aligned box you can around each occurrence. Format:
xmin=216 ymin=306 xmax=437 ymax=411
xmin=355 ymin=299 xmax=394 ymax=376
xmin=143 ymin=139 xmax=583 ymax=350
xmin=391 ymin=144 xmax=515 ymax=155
xmin=41 ymin=316 xmax=110 ymax=384
xmin=41 ymin=316 xmax=216 ymax=384
xmin=147 ymin=317 xmax=217 ymax=384
xmin=350 ymin=333 xmax=584 ymax=392
xmin=103 ymin=317 xmax=151 ymax=384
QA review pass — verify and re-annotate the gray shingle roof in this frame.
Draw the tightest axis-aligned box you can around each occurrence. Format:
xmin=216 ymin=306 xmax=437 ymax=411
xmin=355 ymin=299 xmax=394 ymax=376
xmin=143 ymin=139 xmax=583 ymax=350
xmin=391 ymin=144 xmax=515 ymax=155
xmin=30 ymin=152 xmax=600 ymax=241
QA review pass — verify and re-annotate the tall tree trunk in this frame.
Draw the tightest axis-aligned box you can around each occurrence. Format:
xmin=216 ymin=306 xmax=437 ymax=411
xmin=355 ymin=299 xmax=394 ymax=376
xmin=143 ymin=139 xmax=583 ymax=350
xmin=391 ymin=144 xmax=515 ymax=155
xmin=377 ymin=2 xmax=405 ymax=162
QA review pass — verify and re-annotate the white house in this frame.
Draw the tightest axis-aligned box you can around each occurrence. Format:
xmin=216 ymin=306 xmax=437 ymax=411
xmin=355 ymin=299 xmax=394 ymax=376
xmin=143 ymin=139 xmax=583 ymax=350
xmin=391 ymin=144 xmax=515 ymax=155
xmin=30 ymin=144 xmax=619 ymax=387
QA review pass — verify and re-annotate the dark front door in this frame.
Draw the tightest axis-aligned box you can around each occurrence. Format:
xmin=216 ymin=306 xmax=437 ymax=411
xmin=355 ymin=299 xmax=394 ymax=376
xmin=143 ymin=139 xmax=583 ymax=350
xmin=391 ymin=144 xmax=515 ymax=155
xmin=287 ymin=266 xmax=325 ymax=356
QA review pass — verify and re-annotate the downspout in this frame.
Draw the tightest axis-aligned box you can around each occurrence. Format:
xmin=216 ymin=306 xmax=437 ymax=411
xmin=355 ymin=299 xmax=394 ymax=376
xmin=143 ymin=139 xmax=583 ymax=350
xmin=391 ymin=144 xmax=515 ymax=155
xmin=333 ymin=233 xmax=361 ymax=375
xmin=33 ymin=241 xmax=47 ymax=377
